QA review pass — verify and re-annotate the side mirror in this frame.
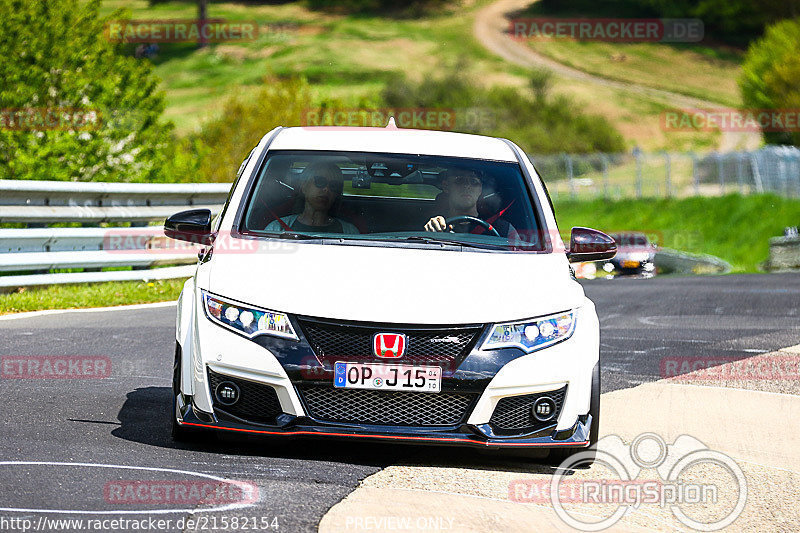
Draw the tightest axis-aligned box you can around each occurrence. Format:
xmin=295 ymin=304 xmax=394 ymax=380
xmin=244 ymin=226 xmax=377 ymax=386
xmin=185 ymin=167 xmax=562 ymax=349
xmin=164 ymin=209 xmax=214 ymax=245
xmin=567 ymin=227 xmax=616 ymax=263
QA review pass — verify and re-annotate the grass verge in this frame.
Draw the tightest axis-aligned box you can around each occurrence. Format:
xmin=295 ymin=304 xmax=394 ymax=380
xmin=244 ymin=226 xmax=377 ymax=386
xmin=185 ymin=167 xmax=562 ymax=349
xmin=554 ymin=194 xmax=800 ymax=272
xmin=0 ymin=278 xmax=187 ymax=315
xmin=515 ymin=0 xmax=744 ymax=107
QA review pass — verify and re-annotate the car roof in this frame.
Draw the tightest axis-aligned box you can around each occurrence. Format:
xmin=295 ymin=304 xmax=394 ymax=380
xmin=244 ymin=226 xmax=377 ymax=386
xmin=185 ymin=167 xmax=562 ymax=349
xmin=268 ymin=126 xmax=519 ymax=162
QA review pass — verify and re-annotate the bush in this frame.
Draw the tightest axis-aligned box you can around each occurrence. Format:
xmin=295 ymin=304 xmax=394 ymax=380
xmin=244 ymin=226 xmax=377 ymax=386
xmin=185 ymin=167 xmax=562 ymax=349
xmin=381 ymin=70 xmax=625 ymax=154
xmin=740 ymin=18 xmax=800 ymax=146
xmin=0 ymin=0 xmax=172 ymax=181
xmin=168 ymin=77 xmax=318 ymax=182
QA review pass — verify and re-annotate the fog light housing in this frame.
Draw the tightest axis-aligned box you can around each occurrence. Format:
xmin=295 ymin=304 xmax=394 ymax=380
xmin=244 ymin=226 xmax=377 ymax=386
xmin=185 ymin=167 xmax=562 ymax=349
xmin=215 ymin=381 xmax=240 ymax=406
xmin=532 ymin=397 xmax=556 ymax=422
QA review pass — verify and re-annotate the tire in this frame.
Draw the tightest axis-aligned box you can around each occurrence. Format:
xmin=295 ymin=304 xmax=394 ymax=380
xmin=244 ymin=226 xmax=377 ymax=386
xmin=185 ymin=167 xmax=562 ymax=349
xmin=547 ymin=361 xmax=600 ymax=468
xmin=171 ymin=342 xmax=200 ymax=442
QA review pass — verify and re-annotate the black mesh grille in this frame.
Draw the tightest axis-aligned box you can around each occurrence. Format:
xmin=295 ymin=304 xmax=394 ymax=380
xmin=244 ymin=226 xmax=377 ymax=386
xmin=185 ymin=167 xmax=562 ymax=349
xmin=297 ymin=317 xmax=482 ymax=367
xmin=489 ymin=386 xmax=567 ymax=434
xmin=207 ymin=368 xmax=283 ymax=425
xmin=296 ymin=385 xmax=477 ymax=426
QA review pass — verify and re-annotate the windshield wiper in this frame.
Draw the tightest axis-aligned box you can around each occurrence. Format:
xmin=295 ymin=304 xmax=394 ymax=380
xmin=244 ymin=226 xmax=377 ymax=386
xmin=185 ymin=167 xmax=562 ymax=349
xmin=258 ymin=231 xmax=322 ymax=240
xmin=395 ymin=235 xmax=505 ymax=250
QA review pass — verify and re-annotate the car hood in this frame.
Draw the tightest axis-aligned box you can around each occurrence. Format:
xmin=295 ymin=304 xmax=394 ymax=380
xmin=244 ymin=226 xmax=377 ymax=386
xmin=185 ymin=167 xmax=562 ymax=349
xmin=207 ymin=242 xmax=584 ymax=324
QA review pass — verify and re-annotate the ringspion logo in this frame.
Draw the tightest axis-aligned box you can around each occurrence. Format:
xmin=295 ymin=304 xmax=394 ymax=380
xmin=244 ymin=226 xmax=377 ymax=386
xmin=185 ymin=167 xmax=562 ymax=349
xmin=511 ymin=433 xmax=747 ymax=531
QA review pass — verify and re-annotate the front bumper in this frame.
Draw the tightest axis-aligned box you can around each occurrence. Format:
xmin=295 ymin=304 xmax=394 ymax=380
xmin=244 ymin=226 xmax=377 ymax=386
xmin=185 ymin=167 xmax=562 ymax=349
xmin=176 ymin=286 xmax=600 ymax=450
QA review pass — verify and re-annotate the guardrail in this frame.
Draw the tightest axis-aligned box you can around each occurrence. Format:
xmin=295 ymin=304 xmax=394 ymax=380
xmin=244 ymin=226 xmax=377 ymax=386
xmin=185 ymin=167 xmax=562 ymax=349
xmin=0 ymin=180 xmax=230 ymax=289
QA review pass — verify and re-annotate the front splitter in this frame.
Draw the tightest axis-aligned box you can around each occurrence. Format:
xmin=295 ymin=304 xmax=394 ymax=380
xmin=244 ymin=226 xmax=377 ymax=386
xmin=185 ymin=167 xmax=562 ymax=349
xmin=177 ymin=396 xmax=591 ymax=450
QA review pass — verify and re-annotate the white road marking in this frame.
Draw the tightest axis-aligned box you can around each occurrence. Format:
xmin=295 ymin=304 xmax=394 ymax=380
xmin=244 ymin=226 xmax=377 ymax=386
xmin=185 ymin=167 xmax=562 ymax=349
xmin=0 ymin=461 xmax=258 ymax=515
xmin=0 ymin=301 xmax=177 ymax=322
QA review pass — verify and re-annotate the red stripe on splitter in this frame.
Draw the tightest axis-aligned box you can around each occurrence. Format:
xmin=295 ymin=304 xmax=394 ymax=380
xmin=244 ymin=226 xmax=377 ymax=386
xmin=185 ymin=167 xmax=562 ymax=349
xmin=180 ymin=422 xmax=588 ymax=447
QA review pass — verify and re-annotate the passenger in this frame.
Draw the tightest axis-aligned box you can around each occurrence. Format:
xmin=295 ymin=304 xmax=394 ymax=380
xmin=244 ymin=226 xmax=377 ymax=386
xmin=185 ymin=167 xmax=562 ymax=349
xmin=424 ymin=168 xmax=516 ymax=237
xmin=265 ymin=161 xmax=359 ymax=234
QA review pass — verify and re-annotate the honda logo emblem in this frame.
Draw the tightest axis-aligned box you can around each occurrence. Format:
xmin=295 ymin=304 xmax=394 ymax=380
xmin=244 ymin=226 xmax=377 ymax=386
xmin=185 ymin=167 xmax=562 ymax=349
xmin=373 ymin=333 xmax=407 ymax=358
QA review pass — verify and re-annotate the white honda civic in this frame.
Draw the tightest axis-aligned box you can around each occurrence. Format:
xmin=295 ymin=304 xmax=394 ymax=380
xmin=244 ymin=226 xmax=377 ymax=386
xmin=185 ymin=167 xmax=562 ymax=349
xmin=167 ymin=124 xmax=615 ymax=464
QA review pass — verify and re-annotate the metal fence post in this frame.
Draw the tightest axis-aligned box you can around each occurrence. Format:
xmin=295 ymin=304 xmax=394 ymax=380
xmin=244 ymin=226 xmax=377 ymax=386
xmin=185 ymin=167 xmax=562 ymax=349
xmin=749 ymin=153 xmax=764 ymax=193
xmin=601 ymin=154 xmax=609 ymax=200
xmin=736 ymin=152 xmax=745 ymax=193
xmin=565 ymin=153 xmax=575 ymax=198
xmin=634 ymin=148 xmax=643 ymax=198
xmin=664 ymin=152 xmax=672 ymax=198
xmin=793 ymin=151 xmax=800 ymax=198
xmin=691 ymin=152 xmax=699 ymax=195
xmin=779 ymin=152 xmax=789 ymax=197
xmin=716 ymin=152 xmax=725 ymax=194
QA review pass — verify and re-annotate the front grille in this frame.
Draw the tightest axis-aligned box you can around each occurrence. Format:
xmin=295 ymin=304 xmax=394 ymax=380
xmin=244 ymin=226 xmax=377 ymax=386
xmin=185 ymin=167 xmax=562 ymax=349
xmin=207 ymin=368 xmax=283 ymax=425
xmin=297 ymin=317 xmax=483 ymax=368
xmin=296 ymin=385 xmax=477 ymax=426
xmin=489 ymin=386 xmax=567 ymax=435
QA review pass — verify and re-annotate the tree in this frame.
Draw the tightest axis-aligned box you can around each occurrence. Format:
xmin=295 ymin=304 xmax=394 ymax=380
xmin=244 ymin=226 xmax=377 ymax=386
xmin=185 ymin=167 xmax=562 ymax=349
xmin=0 ymin=0 xmax=172 ymax=181
xmin=739 ymin=18 xmax=800 ymax=146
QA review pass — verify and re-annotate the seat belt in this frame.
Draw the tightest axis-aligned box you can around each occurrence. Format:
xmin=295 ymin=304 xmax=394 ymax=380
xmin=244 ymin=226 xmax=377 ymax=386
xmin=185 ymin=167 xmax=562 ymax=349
xmin=266 ymin=206 xmax=293 ymax=231
xmin=471 ymin=199 xmax=515 ymax=235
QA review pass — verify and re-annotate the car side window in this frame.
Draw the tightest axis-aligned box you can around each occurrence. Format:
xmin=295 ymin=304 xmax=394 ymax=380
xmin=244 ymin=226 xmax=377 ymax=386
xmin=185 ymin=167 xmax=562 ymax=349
xmin=215 ymin=147 xmax=257 ymax=232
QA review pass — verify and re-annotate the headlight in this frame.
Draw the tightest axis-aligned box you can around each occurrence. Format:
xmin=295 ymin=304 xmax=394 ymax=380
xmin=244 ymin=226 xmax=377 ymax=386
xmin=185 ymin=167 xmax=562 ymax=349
xmin=202 ymin=290 xmax=298 ymax=340
xmin=481 ymin=311 xmax=576 ymax=353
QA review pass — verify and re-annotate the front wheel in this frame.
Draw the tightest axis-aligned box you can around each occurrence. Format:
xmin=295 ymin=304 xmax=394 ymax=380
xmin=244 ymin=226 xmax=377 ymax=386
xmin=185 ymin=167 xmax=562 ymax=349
xmin=547 ymin=361 xmax=600 ymax=468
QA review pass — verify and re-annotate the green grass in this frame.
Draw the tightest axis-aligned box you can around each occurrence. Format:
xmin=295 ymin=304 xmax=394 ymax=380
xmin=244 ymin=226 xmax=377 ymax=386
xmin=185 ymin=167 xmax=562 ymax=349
xmin=97 ymin=0 xmax=725 ymax=150
xmin=553 ymin=194 xmax=800 ymax=272
xmin=526 ymin=40 xmax=743 ymax=107
xmin=515 ymin=0 xmax=744 ymax=107
xmin=0 ymin=278 xmax=187 ymax=314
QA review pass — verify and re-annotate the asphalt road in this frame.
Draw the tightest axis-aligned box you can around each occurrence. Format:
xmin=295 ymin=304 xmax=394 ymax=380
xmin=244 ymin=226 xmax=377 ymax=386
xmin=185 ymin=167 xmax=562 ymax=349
xmin=1 ymin=272 xmax=799 ymax=532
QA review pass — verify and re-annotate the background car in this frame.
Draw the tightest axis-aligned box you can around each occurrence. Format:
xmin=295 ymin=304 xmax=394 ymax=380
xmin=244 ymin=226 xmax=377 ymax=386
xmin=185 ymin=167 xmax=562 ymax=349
xmin=601 ymin=232 xmax=657 ymax=278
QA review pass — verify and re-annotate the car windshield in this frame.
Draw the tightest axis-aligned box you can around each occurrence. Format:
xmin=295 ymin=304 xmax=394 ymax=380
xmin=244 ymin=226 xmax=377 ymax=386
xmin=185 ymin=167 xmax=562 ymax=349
xmin=239 ymin=150 xmax=546 ymax=251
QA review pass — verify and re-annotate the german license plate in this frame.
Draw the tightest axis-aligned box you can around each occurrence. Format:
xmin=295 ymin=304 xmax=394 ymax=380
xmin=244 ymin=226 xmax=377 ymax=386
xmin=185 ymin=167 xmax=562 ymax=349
xmin=334 ymin=361 xmax=441 ymax=393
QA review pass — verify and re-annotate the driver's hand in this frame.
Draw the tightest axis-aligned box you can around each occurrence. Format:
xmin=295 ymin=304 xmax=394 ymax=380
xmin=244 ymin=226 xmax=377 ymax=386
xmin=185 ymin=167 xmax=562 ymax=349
xmin=424 ymin=216 xmax=453 ymax=232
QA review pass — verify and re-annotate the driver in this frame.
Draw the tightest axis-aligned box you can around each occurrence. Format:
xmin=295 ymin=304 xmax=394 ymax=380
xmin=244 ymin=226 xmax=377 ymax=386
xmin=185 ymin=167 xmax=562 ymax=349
xmin=424 ymin=168 xmax=516 ymax=237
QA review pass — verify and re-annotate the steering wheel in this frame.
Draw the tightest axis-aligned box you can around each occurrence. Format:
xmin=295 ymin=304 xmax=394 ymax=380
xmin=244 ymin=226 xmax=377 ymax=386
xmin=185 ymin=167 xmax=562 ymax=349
xmin=445 ymin=215 xmax=501 ymax=237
